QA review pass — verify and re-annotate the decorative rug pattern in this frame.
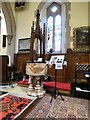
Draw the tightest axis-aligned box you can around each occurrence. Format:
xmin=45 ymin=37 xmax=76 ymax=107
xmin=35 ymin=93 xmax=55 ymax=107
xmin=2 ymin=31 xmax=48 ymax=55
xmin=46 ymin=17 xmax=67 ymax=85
xmin=25 ymin=94 xmax=89 ymax=119
xmin=0 ymin=94 xmax=33 ymax=120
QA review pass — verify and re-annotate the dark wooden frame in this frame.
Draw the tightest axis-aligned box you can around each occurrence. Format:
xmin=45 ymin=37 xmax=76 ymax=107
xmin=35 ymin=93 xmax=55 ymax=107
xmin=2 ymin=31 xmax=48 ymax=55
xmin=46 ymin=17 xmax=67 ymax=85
xmin=73 ymin=26 xmax=90 ymax=50
xmin=2 ymin=35 xmax=6 ymax=47
xmin=18 ymin=38 xmax=30 ymax=52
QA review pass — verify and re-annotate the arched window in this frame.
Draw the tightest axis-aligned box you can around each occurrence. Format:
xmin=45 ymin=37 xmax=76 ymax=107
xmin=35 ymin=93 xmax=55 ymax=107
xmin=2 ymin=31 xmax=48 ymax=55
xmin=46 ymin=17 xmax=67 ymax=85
xmin=46 ymin=3 xmax=62 ymax=53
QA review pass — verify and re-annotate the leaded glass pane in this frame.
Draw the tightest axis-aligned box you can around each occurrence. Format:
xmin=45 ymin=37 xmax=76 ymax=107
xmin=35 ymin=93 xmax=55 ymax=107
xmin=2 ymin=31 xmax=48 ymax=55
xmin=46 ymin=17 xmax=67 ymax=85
xmin=51 ymin=6 xmax=58 ymax=13
xmin=47 ymin=16 xmax=53 ymax=52
xmin=55 ymin=15 xmax=61 ymax=52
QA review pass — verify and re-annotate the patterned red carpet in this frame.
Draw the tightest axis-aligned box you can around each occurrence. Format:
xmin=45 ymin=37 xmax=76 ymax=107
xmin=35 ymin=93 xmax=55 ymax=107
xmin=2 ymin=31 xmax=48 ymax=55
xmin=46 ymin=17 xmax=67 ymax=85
xmin=24 ymin=94 xmax=89 ymax=119
xmin=0 ymin=94 xmax=33 ymax=120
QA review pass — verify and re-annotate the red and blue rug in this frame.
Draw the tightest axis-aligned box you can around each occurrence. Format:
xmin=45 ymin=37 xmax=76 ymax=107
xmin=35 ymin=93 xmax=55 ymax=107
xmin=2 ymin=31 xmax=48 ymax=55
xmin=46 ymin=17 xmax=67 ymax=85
xmin=0 ymin=94 xmax=34 ymax=120
xmin=24 ymin=94 xmax=89 ymax=119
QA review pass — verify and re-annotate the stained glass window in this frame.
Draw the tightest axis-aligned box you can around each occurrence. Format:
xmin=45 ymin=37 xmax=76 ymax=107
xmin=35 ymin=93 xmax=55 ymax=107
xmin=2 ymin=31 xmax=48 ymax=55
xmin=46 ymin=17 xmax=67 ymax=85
xmin=51 ymin=6 xmax=57 ymax=13
xmin=55 ymin=15 xmax=61 ymax=52
xmin=47 ymin=16 xmax=53 ymax=52
xmin=46 ymin=3 xmax=61 ymax=53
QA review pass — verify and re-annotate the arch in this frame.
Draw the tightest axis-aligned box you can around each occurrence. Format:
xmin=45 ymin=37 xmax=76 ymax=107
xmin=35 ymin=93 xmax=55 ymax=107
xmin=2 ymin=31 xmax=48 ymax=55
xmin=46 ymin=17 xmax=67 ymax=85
xmin=37 ymin=0 xmax=71 ymax=53
xmin=2 ymin=2 xmax=16 ymax=64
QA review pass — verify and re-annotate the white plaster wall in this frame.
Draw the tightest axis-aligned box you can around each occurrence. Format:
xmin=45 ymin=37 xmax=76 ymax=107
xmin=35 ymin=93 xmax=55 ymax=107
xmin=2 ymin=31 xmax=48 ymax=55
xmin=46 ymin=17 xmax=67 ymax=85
xmin=10 ymin=2 xmax=16 ymax=23
xmin=70 ymin=2 xmax=88 ymax=37
xmin=0 ymin=10 xmax=7 ymax=55
xmin=9 ymin=2 xmax=89 ymax=53
xmin=69 ymin=2 xmax=88 ymax=49
xmin=15 ymin=2 xmax=40 ymax=53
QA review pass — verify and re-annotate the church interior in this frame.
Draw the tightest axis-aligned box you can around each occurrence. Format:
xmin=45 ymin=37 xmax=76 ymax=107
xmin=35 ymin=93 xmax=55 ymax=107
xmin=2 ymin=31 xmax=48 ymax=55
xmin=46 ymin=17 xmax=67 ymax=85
xmin=0 ymin=1 xmax=90 ymax=119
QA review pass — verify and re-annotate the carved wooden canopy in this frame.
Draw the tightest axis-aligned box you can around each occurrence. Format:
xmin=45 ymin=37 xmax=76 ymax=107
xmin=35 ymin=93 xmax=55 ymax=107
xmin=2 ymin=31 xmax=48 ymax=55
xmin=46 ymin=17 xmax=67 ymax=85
xmin=30 ymin=10 xmax=45 ymax=62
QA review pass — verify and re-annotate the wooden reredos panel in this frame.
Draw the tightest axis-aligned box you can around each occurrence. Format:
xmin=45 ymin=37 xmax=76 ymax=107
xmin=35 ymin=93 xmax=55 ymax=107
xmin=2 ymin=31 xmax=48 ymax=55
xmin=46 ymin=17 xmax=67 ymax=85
xmin=30 ymin=10 xmax=45 ymax=62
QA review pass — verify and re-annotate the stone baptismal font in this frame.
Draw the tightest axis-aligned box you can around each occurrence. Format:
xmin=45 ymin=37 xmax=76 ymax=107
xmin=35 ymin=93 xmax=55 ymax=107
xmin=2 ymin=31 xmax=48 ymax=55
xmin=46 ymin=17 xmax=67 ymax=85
xmin=26 ymin=10 xmax=47 ymax=97
xmin=26 ymin=63 xmax=47 ymax=97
